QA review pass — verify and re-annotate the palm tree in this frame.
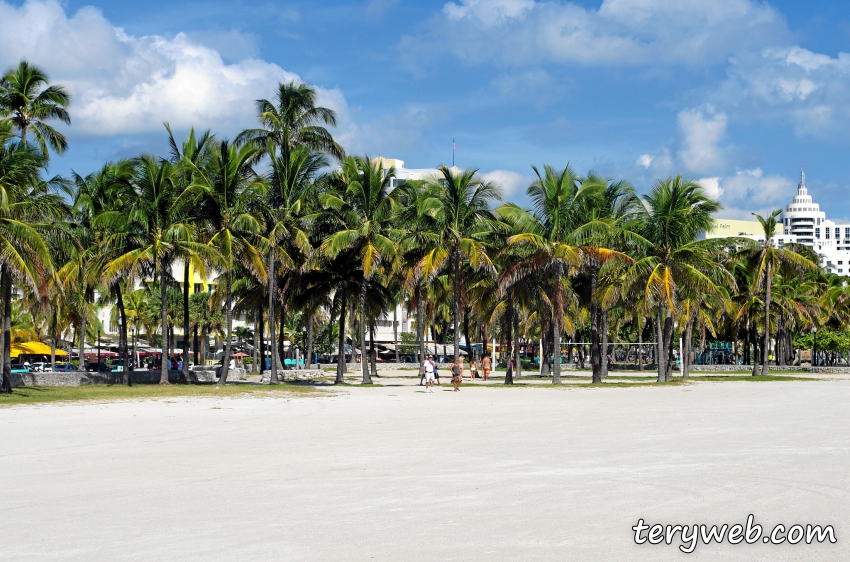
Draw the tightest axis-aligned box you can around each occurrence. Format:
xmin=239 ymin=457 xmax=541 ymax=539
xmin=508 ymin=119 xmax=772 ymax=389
xmin=262 ymin=145 xmax=326 ymax=383
xmin=0 ymin=138 xmax=65 ymax=392
xmin=104 ymin=156 xmax=213 ymax=383
xmin=737 ymin=210 xmax=818 ymax=376
xmin=237 ymin=80 xmax=344 ymax=160
xmin=0 ymin=61 xmax=71 ymax=157
xmin=496 ymin=165 xmax=585 ymax=383
xmin=418 ymin=166 xmax=501 ymax=365
xmin=624 ymin=176 xmax=728 ymax=382
xmin=182 ymin=140 xmax=266 ymax=385
xmin=165 ymin=123 xmax=215 ymax=383
xmin=321 ymin=156 xmax=398 ymax=384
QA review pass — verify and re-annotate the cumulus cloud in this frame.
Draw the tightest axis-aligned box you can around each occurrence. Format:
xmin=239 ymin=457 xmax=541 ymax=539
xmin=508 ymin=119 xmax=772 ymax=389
xmin=636 ymin=154 xmax=653 ymax=168
xmin=715 ymin=46 xmax=850 ymax=139
xmin=403 ymin=0 xmax=787 ymax=66
xmin=481 ymin=169 xmax=532 ymax=199
xmin=676 ymin=106 xmax=727 ymax=174
xmin=0 ymin=0 xmax=355 ymax=138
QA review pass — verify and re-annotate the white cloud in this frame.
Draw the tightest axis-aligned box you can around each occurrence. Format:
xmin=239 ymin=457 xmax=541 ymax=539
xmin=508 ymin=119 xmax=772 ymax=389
xmin=717 ymin=46 xmax=850 ymax=139
xmin=636 ymin=154 xmax=653 ymax=168
xmin=0 ymin=0 xmax=355 ymax=138
xmin=696 ymin=177 xmax=722 ymax=200
xmin=481 ymin=169 xmax=531 ymax=199
xmin=676 ymin=106 xmax=727 ymax=173
xmin=404 ymin=0 xmax=787 ymax=66
xmin=710 ymin=168 xmax=793 ymax=218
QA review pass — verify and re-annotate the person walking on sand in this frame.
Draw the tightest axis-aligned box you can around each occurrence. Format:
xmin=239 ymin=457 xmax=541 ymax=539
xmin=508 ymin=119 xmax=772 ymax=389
xmin=482 ymin=354 xmax=491 ymax=381
xmin=423 ymin=355 xmax=436 ymax=393
xmin=469 ymin=359 xmax=478 ymax=380
xmin=452 ymin=357 xmax=463 ymax=392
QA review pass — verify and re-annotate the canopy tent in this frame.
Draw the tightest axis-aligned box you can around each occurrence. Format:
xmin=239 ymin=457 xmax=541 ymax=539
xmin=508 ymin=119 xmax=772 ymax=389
xmin=10 ymin=342 xmax=68 ymax=359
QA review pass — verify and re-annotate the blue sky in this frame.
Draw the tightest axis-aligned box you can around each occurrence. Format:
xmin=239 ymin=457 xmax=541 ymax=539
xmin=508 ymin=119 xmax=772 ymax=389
xmin=2 ymin=0 xmax=850 ymax=219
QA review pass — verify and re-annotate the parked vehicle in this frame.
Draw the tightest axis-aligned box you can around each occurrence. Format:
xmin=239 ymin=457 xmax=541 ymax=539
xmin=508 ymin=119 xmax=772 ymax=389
xmin=11 ymin=365 xmax=31 ymax=374
xmin=30 ymin=362 xmax=48 ymax=372
xmin=53 ymin=363 xmax=77 ymax=372
xmin=86 ymin=362 xmax=112 ymax=373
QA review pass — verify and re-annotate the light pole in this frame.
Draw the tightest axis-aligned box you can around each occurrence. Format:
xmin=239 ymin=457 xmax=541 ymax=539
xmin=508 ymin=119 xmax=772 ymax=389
xmin=97 ymin=327 xmax=101 ymax=370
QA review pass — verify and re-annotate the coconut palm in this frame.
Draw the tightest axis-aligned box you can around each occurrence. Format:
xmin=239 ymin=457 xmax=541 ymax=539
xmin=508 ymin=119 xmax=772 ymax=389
xmin=181 ymin=140 xmax=266 ymax=384
xmin=417 ymin=166 xmax=501 ymax=365
xmin=321 ymin=155 xmax=398 ymax=384
xmin=623 ymin=176 xmax=728 ymax=382
xmin=0 ymin=139 xmax=65 ymax=392
xmin=736 ymin=210 xmax=818 ymax=376
xmin=237 ymin=80 xmax=344 ymax=161
xmin=0 ymin=61 xmax=71 ymax=158
xmin=103 ymin=156 xmax=215 ymax=383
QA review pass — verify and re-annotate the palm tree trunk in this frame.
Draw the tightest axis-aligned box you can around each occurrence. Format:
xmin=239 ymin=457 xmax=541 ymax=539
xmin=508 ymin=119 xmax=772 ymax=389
xmin=393 ymin=306 xmax=399 ymax=364
xmin=637 ymin=319 xmax=643 ymax=371
xmin=79 ymin=297 xmax=88 ymax=374
xmin=751 ymin=325 xmax=760 ymax=377
xmin=683 ymin=317 xmax=694 ymax=379
xmin=513 ymin=305 xmax=521 ymax=380
xmin=416 ymin=283 xmax=425 ymax=376
xmin=306 ymin=313 xmax=314 ymax=369
xmin=348 ymin=299 xmax=357 ymax=373
xmin=116 ymin=285 xmax=131 ymax=386
xmin=278 ymin=303 xmax=286 ymax=369
xmin=268 ymin=250 xmax=278 ymax=384
xmin=181 ymin=261 xmax=190 ymax=383
xmin=360 ymin=276 xmax=371 ymax=384
xmin=453 ymin=251 xmax=460 ymax=363
xmin=194 ymin=325 xmax=200 ymax=366
xmin=601 ymin=308 xmax=609 ymax=378
xmin=335 ymin=290 xmax=347 ymax=384
xmin=159 ymin=272 xmax=170 ymax=384
xmin=590 ymin=268 xmax=601 ymax=383
xmin=552 ymin=312 xmax=562 ymax=384
xmin=505 ymin=293 xmax=514 ymax=385
xmin=220 ymin=271 xmax=234 ymax=385
xmin=50 ymin=309 xmax=57 ymax=373
xmin=664 ymin=313 xmax=674 ymax=380
xmin=369 ymin=323 xmax=377 ymax=378
xmin=258 ymin=308 xmax=265 ymax=372
xmin=656 ymin=304 xmax=666 ymax=382
xmin=252 ymin=306 xmax=259 ymax=373
xmin=0 ymin=270 xmax=12 ymax=394
xmin=762 ymin=263 xmax=772 ymax=377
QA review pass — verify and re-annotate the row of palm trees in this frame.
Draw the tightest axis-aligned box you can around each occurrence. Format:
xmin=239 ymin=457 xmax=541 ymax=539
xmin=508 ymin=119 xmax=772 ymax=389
xmin=0 ymin=59 xmax=842 ymax=395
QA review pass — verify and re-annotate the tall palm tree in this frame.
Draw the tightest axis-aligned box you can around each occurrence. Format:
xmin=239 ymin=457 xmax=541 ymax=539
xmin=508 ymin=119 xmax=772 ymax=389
xmin=263 ymin=145 xmax=325 ymax=383
xmin=496 ymin=165 xmax=585 ymax=383
xmin=237 ymin=80 xmax=344 ymax=161
xmin=0 ymin=138 xmax=65 ymax=392
xmin=737 ymin=210 xmax=818 ymax=376
xmin=165 ymin=123 xmax=215 ymax=383
xmin=104 ymin=156 xmax=213 ymax=383
xmin=0 ymin=60 xmax=71 ymax=158
xmin=419 ymin=166 xmax=501 ymax=364
xmin=624 ymin=176 xmax=728 ymax=382
xmin=182 ymin=140 xmax=266 ymax=385
xmin=321 ymin=156 xmax=398 ymax=384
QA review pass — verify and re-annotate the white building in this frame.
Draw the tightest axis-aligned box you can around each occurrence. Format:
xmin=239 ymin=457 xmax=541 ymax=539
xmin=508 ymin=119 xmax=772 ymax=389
xmin=706 ymin=171 xmax=850 ymax=275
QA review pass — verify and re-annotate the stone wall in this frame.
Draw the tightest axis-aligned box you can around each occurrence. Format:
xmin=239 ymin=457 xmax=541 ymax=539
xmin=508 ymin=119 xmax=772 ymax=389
xmin=690 ymin=364 xmax=850 ymax=373
xmin=11 ymin=369 xmax=220 ymax=387
xmin=259 ymin=369 xmax=325 ymax=383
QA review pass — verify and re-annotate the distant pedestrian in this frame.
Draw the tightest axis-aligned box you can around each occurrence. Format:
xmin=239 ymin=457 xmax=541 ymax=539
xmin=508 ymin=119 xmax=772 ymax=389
xmin=423 ymin=355 xmax=436 ymax=393
xmin=469 ymin=359 xmax=478 ymax=380
xmin=482 ymin=355 xmax=491 ymax=381
xmin=452 ymin=358 xmax=463 ymax=392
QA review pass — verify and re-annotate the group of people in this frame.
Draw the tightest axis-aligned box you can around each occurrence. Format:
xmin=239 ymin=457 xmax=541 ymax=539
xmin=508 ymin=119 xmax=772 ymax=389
xmin=420 ymin=354 xmax=493 ymax=393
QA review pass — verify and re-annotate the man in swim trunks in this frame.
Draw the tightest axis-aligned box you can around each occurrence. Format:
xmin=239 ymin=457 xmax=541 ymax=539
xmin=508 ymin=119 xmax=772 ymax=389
xmin=481 ymin=354 xmax=491 ymax=381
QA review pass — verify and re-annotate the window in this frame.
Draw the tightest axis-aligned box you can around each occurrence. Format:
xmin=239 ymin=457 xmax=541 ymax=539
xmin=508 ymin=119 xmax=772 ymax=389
xmin=208 ymin=284 xmax=214 ymax=292
xmin=785 ymin=229 xmax=789 ymax=235
xmin=816 ymin=228 xmax=821 ymax=238
xmin=194 ymin=283 xmax=203 ymax=293
xmin=826 ymin=228 xmax=831 ymax=239
xmin=840 ymin=269 xmax=844 ymax=273
xmin=827 ymin=261 xmax=833 ymax=265
xmin=845 ymin=228 xmax=849 ymax=237
xmin=839 ymin=261 xmax=844 ymax=265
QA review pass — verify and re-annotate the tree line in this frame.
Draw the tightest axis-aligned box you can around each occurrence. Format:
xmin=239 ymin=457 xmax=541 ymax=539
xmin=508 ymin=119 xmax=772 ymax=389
xmin=2 ymin=59 xmax=843 ymax=394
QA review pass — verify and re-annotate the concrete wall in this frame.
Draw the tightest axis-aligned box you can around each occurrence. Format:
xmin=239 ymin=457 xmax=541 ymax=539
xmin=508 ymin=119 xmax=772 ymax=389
xmin=11 ymin=369 xmax=219 ymax=387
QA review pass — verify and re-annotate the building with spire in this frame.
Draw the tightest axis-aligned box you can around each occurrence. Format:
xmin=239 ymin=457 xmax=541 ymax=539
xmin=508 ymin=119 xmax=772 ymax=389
xmin=706 ymin=171 xmax=850 ymax=275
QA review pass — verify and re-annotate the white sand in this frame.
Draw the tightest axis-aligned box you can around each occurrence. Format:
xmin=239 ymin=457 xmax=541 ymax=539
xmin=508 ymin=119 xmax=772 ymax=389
xmin=1 ymin=377 xmax=848 ymax=561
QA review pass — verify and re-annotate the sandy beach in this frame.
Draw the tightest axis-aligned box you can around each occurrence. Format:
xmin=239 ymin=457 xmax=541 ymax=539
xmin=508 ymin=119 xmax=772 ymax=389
xmin=1 ymin=376 xmax=847 ymax=561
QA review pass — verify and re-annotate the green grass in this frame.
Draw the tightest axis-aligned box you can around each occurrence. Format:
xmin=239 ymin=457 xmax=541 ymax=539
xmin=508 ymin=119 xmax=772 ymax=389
xmin=0 ymin=383 xmax=320 ymax=407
